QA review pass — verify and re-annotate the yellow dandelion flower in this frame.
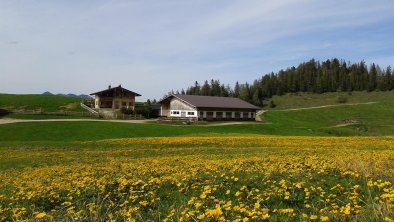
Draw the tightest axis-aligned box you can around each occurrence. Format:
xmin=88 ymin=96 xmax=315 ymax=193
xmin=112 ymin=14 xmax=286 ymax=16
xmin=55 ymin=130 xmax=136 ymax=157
xmin=35 ymin=212 xmax=46 ymax=219
xmin=320 ymin=216 xmax=330 ymax=221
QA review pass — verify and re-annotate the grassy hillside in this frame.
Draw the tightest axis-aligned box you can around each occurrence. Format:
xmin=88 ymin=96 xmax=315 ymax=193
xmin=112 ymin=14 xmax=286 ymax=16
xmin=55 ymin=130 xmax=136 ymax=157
xmin=0 ymin=94 xmax=84 ymax=112
xmin=264 ymin=90 xmax=394 ymax=110
xmin=263 ymin=100 xmax=394 ymax=136
xmin=0 ymin=91 xmax=393 ymax=143
xmin=0 ymin=98 xmax=393 ymax=145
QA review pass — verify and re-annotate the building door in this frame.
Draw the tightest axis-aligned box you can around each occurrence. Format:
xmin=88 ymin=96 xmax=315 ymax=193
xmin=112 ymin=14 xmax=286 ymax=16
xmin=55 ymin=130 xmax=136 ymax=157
xmin=181 ymin=111 xmax=186 ymax=117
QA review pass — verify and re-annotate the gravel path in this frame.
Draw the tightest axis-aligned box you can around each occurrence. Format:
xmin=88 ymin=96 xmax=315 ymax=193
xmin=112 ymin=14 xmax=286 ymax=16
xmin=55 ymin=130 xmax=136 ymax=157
xmin=0 ymin=118 xmax=151 ymax=125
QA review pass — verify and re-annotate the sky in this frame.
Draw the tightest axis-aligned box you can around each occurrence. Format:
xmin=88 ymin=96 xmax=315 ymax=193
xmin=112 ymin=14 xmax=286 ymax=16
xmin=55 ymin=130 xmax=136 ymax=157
xmin=1 ymin=0 xmax=394 ymax=100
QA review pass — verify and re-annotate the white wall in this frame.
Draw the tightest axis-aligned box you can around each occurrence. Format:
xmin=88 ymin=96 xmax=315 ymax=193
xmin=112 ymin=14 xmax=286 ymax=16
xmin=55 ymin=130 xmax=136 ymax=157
xmin=169 ymin=110 xmax=198 ymax=117
xmin=170 ymin=98 xmax=195 ymax=110
xmin=167 ymin=97 xmax=197 ymax=117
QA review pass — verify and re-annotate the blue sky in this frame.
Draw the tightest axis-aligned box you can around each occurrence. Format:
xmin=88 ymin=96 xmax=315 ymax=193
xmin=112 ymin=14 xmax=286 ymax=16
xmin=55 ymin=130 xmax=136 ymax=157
xmin=1 ymin=0 xmax=394 ymax=100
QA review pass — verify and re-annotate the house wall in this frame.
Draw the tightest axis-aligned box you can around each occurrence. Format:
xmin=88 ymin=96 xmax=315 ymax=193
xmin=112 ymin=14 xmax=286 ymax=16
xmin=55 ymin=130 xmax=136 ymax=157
xmin=197 ymin=109 xmax=256 ymax=121
xmin=94 ymin=97 xmax=100 ymax=108
xmin=170 ymin=98 xmax=195 ymax=110
xmin=95 ymin=95 xmax=136 ymax=110
xmin=161 ymin=98 xmax=197 ymax=118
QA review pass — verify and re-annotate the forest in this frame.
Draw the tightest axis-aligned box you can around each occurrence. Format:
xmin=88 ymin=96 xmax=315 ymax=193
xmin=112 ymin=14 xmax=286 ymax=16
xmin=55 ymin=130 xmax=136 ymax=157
xmin=173 ymin=58 xmax=394 ymax=106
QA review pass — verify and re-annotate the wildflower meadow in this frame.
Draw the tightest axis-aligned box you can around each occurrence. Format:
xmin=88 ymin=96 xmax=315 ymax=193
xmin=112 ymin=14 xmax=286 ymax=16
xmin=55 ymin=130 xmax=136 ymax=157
xmin=0 ymin=135 xmax=393 ymax=221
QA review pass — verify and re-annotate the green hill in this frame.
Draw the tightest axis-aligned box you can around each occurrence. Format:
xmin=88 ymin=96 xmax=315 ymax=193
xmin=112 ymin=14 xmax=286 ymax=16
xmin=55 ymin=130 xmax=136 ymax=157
xmin=263 ymin=90 xmax=394 ymax=110
xmin=0 ymin=97 xmax=393 ymax=144
xmin=260 ymin=91 xmax=394 ymax=136
xmin=263 ymin=102 xmax=394 ymax=135
xmin=0 ymin=91 xmax=393 ymax=141
xmin=0 ymin=94 xmax=84 ymax=112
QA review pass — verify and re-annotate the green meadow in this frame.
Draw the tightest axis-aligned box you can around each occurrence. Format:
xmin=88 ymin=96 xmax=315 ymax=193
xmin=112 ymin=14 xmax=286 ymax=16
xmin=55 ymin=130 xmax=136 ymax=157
xmin=0 ymin=92 xmax=393 ymax=221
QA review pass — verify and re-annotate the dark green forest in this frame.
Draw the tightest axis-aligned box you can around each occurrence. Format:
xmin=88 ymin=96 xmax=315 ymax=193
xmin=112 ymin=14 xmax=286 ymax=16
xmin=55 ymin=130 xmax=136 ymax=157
xmin=173 ymin=59 xmax=394 ymax=106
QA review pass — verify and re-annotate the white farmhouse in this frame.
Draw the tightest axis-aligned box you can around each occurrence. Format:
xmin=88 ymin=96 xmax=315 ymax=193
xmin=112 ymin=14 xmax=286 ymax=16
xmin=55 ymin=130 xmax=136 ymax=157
xmin=160 ymin=94 xmax=259 ymax=120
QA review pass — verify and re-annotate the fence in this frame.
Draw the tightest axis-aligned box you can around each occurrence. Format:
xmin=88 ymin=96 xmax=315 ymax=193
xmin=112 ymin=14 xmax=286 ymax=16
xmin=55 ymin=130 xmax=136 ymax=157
xmin=114 ymin=113 xmax=144 ymax=120
xmin=159 ymin=117 xmax=198 ymax=122
xmin=6 ymin=110 xmax=99 ymax=118
xmin=80 ymin=103 xmax=99 ymax=117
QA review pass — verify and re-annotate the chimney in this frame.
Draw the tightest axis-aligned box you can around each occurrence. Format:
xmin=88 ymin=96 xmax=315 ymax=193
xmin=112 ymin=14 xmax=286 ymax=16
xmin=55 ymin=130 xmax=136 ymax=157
xmin=108 ymin=85 xmax=111 ymax=89
xmin=119 ymin=84 xmax=122 ymax=88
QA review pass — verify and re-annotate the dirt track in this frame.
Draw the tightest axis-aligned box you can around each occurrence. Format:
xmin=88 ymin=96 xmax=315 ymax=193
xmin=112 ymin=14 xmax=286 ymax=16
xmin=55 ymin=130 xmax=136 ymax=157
xmin=273 ymin=101 xmax=378 ymax=112
xmin=0 ymin=118 xmax=259 ymax=126
xmin=0 ymin=118 xmax=151 ymax=125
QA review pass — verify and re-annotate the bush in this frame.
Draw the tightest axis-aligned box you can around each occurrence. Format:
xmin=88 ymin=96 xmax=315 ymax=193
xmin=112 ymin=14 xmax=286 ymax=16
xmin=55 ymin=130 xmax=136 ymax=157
xmin=337 ymin=95 xmax=348 ymax=103
xmin=120 ymin=107 xmax=134 ymax=114
xmin=269 ymin=100 xmax=277 ymax=108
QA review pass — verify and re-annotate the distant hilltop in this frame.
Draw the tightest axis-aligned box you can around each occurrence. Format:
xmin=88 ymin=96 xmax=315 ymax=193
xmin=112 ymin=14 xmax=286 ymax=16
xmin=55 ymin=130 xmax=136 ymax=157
xmin=42 ymin=91 xmax=92 ymax=99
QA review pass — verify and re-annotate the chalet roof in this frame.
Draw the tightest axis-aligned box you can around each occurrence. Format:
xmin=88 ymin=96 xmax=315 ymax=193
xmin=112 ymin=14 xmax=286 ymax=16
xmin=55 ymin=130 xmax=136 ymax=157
xmin=90 ymin=85 xmax=141 ymax=97
xmin=161 ymin=94 xmax=259 ymax=110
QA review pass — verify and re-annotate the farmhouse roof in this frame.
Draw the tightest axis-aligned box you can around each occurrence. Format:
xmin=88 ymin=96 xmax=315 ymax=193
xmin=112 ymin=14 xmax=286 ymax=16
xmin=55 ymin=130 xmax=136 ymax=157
xmin=161 ymin=94 xmax=259 ymax=110
xmin=90 ymin=85 xmax=141 ymax=97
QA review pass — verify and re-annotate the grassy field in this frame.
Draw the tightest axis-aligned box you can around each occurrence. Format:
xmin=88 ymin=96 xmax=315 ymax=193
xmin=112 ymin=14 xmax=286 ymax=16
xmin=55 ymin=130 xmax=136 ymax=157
xmin=262 ymin=99 xmax=394 ymax=136
xmin=264 ymin=91 xmax=394 ymax=110
xmin=0 ymin=93 xmax=84 ymax=112
xmin=0 ymin=97 xmax=394 ymax=146
xmin=0 ymin=136 xmax=393 ymax=221
xmin=1 ymin=91 xmax=393 ymax=221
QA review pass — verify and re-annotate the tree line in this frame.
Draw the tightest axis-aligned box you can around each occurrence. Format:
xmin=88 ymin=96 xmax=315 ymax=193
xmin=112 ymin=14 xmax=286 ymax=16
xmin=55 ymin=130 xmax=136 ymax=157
xmin=171 ymin=58 xmax=394 ymax=107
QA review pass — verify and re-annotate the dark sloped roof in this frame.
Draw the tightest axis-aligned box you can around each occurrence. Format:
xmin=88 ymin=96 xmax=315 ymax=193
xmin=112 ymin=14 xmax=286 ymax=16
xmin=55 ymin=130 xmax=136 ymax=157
xmin=90 ymin=85 xmax=141 ymax=96
xmin=163 ymin=94 xmax=259 ymax=110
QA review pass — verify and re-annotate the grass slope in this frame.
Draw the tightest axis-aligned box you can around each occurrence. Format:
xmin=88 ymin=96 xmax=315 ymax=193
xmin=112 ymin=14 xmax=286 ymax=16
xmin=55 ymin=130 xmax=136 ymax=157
xmin=263 ymin=99 xmax=394 ymax=136
xmin=0 ymin=98 xmax=393 ymax=145
xmin=0 ymin=91 xmax=393 ymax=144
xmin=264 ymin=90 xmax=394 ymax=110
xmin=0 ymin=93 xmax=84 ymax=112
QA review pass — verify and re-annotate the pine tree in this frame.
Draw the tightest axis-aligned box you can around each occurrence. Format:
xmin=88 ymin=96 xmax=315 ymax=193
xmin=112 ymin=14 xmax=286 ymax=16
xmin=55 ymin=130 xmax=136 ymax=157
xmin=193 ymin=81 xmax=201 ymax=95
xmin=175 ymin=59 xmax=394 ymax=106
xmin=386 ymin=66 xmax=393 ymax=90
xmin=368 ymin=64 xmax=378 ymax=91
xmin=233 ymin=81 xmax=240 ymax=98
xmin=201 ymin=80 xmax=210 ymax=96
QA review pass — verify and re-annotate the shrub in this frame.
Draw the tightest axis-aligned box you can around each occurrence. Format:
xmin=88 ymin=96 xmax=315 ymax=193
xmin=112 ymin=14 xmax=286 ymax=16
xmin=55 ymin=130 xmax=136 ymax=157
xmin=337 ymin=95 xmax=348 ymax=103
xmin=120 ymin=107 xmax=134 ymax=114
xmin=269 ymin=100 xmax=277 ymax=108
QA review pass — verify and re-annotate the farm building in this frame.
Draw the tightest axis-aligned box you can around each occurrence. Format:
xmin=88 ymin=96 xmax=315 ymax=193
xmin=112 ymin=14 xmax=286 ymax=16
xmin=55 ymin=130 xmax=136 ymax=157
xmin=160 ymin=94 xmax=259 ymax=120
xmin=90 ymin=85 xmax=141 ymax=110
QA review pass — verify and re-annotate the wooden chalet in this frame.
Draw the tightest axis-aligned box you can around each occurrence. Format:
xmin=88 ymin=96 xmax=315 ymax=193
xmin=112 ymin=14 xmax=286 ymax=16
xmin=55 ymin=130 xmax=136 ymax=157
xmin=90 ymin=85 xmax=141 ymax=110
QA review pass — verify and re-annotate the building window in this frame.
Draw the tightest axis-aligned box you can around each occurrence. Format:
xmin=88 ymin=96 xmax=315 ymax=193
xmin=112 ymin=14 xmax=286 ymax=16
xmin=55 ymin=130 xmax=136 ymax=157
xmin=187 ymin=112 xmax=195 ymax=115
